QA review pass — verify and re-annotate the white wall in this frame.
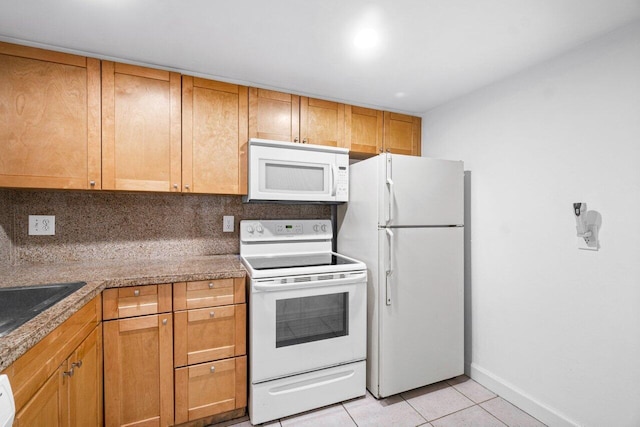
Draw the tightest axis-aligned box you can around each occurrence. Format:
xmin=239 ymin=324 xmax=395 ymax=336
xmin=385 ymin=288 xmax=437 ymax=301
xmin=422 ymin=21 xmax=640 ymax=427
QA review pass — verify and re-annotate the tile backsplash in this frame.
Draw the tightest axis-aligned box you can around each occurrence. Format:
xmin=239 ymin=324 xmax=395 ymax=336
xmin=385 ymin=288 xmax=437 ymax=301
xmin=0 ymin=189 xmax=330 ymax=266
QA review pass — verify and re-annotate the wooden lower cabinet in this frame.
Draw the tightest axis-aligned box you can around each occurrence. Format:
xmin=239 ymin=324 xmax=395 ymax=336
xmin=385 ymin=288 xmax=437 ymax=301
xmin=14 ymin=325 xmax=102 ymax=427
xmin=174 ymin=356 xmax=247 ymax=424
xmin=103 ymin=279 xmax=247 ymax=426
xmin=103 ymin=314 xmax=174 ymax=427
xmin=69 ymin=326 xmax=103 ymax=427
xmin=14 ymin=363 xmax=68 ymax=427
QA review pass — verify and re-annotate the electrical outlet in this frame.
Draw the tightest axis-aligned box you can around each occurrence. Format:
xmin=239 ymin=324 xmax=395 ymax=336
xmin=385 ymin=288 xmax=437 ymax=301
xmin=29 ymin=215 xmax=55 ymax=235
xmin=223 ymin=215 xmax=234 ymax=232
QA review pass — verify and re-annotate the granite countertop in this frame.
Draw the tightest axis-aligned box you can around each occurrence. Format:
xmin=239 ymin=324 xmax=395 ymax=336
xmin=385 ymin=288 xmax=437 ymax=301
xmin=0 ymin=255 xmax=246 ymax=372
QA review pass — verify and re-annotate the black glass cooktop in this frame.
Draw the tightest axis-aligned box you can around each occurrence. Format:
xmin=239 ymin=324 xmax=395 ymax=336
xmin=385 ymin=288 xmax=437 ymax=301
xmin=244 ymin=253 xmax=358 ymax=270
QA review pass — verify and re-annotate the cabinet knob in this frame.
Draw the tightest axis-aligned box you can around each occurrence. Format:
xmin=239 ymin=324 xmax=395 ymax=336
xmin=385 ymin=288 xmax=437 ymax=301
xmin=209 ymin=311 xmax=215 ymax=318
xmin=71 ymin=360 xmax=83 ymax=369
xmin=303 ymin=138 xmax=308 ymax=144
xmin=184 ymin=184 xmax=190 ymax=190
xmin=386 ymin=148 xmax=391 ymax=152
xmin=173 ymin=183 xmax=178 ymax=189
xmin=210 ymin=366 xmax=215 ymax=373
xmin=162 ymin=318 xmax=168 ymax=325
xmin=63 ymin=368 xmax=74 ymax=377
xmin=90 ymin=180 xmax=96 ymax=186
xmin=134 ymin=289 xmax=140 ymax=297
xmin=208 ymin=283 xmax=214 ymax=289
xmin=294 ymin=137 xmax=299 ymax=143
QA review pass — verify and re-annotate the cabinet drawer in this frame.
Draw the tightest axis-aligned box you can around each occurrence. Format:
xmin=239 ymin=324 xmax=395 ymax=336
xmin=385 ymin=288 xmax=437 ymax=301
xmin=174 ymin=304 xmax=246 ymax=367
xmin=174 ymin=356 xmax=247 ymax=424
xmin=102 ymin=284 xmax=172 ymax=320
xmin=173 ymin=277 xmax=245 ymax=311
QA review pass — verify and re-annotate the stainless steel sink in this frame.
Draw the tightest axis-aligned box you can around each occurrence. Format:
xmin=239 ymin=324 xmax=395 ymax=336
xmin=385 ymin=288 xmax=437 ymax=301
xmin=0 ymin=282 xmax=86 ymax=338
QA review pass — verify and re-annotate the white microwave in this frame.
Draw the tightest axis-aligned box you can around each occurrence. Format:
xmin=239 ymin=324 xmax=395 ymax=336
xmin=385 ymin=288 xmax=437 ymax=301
xmin=244 ymin=138 xmax=349 ymax=203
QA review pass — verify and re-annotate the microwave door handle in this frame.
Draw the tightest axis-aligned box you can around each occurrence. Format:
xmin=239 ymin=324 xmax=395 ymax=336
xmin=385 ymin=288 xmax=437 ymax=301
xmin=331 ymin=164 xmax=337 ymax=197
xmin=386 ymin=228 xmax=394 ymax=306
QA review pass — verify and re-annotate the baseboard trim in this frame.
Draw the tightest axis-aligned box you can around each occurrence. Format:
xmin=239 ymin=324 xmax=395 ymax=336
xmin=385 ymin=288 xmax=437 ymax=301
xmin=469 ymin=363 xmax=580 ymax=427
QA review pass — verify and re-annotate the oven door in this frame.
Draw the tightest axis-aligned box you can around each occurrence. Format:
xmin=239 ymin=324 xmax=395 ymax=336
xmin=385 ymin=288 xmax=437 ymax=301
xmin=249 ymin=271 xmax=366 ymax=383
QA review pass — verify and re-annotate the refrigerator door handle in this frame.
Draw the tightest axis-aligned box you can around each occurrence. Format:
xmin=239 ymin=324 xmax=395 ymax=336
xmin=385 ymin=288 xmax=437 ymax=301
xmin=385 ymin=228 xmax=394 ymax=306
xmin=386 ymin=156 xmax=394 ymax=225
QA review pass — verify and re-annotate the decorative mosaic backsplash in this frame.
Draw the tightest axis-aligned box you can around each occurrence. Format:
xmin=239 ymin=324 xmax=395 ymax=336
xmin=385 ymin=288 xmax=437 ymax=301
xmin=0 ymin=189 xmax=330 ymax=266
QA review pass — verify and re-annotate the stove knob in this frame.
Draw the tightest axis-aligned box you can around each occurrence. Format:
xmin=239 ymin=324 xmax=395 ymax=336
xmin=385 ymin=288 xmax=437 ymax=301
xmin=256 ymin=225 xmax=264 ymax=233
xmin=313 ymin=224 xmax=319 ymax=232
xmin=247 ymin=226 xmax=254 ymax=234
xmin=321 ymin=224 xmax=328 ymax=232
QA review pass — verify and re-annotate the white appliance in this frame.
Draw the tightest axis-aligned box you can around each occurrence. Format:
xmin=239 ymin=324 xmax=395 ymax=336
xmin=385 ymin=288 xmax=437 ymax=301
xmin=240 ymin=219 xmax=367 ymax=424
xmin=338 ymin=153 xmax=464 ymax=398
xmin=244 ymin=138 xmax=349 ymax=203
xmin=0 ymin=375 xmax=15 ymax=427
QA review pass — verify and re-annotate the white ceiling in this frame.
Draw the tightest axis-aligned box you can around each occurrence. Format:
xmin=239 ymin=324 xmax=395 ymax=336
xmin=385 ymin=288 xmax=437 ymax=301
xmin=1 ymin=0 xmax=639 ymax=114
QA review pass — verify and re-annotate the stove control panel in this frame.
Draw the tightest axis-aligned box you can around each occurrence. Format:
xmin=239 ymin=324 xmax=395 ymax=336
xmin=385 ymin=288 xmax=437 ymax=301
xmin=240 ymin=219 xmax=332 ymax=242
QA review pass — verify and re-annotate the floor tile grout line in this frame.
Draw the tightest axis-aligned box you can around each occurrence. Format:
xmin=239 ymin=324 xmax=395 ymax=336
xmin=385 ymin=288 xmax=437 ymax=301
xmin=476 ymin=402 xmax=510 ymax=427
xmin=340 ymin=401 xmax=359 ymax=426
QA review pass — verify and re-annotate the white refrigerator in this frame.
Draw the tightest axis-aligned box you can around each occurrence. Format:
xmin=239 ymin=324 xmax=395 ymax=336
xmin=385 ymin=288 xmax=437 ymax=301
xmin=337 ymin=153 xmax=464 ymax=398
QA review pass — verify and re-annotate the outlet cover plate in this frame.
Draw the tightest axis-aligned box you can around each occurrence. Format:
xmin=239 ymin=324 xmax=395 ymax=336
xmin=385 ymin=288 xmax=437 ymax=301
xmin=223 ymin=216 xmax=234 ymax=232
xmin=29 ymin=215 xmax=55 ymax=235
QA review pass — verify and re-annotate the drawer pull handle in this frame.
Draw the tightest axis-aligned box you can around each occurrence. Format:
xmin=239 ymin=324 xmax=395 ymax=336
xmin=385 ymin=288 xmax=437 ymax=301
xmin=209 ymin=311 xmax=215 ymax=318
xmin=208 ymin=283 xmax=214 ymax=289
xmin=210 ymin=366 xmax=215 ymax=373
xmin=134 ymin=289 xmax=140 ymax=297
xmin=162 ymin=319 xmax=168 ymax=325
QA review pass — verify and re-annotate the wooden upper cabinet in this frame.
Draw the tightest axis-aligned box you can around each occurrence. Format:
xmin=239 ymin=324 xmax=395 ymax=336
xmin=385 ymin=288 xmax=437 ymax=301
xmin=249 ymin=88 xmax=299 ymax=142
xmin=183 ymin=77 xmax=248 ymax=195
xmin=383 ymin=112 xmax=421 ymax=156
xmin=300 ymin=97 xmax=345 ymax=147
xmin=0 ymin=42 xmax=101 ymax=190
xmin=345 ymin=105 xmax=383 ymax=158
xmin=102 ymin=61 xmax=181 ymax=192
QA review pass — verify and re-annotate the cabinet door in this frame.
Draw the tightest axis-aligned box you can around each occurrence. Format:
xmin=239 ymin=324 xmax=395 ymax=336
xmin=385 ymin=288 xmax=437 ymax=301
xmin=0 ymin=42 xmax=101 ymax=190
xmin=69 ymin=326 xmax=102 ymax=427
xmin=14 ymin=363 xmax=68 ymax=427
xmin=300 ymin=97 xmax=345 ymax=147
xmin=174 ymin=304 xmax=246 ymax=367
xmin=248 ymin=88 xmax=299 ymax=142
xmin=383 ymin=112 xmax=421 ymax=156
xmin=104 ymin=314 xmax=174 ymax=427
xmin=174 ymin=356 xmax=247 ymax=424
xmin=102 ymin=62 xmax=181 ymax=192
xmin=182 ymin=77 xmax=248 ymax=194
xmin=345 ymin=105 xmax=383 ymax=158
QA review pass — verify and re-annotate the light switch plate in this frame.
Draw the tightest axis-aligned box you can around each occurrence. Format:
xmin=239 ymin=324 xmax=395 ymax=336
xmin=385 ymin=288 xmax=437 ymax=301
xmin=29 ymin=215 xmax=55 ymax=235
xmin=223 ymin=216 xmax=234 ymax=232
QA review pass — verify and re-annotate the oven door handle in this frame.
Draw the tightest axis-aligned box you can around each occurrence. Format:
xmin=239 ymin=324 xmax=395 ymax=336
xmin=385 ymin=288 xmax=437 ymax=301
xmin=253 ymin=272 xmax=367 ymax=292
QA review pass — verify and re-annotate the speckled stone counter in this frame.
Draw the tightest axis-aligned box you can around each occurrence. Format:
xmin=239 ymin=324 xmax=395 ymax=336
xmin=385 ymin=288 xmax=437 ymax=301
xmin=0 ymin=255 xmax=246 ymax=372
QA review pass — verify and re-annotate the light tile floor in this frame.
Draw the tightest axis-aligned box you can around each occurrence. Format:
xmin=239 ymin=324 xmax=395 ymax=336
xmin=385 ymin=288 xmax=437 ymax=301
xmin=212 ymin=375 xmax=546 ymax=427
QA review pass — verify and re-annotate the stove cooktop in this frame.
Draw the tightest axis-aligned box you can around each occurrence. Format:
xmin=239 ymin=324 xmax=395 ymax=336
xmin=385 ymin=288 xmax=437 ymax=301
xmin=241 ymin=251 xmax=366 ymax=279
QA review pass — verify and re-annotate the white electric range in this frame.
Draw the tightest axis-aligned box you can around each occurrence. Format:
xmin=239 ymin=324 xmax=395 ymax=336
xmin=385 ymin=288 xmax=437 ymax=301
xmin=240 ymin=219 xmax=367 ymax=425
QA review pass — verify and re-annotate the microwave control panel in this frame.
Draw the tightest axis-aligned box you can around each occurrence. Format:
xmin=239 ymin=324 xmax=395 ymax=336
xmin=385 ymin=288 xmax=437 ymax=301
xmin=335 ymin=165 xmax=348 ymax=200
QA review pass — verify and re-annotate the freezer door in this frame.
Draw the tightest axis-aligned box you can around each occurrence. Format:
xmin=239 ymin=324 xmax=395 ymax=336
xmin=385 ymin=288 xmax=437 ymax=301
xmin=379 ymin=154 xmax=464 ymax=227
xmin=377 ymin=227 xmax=464 ymax=398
